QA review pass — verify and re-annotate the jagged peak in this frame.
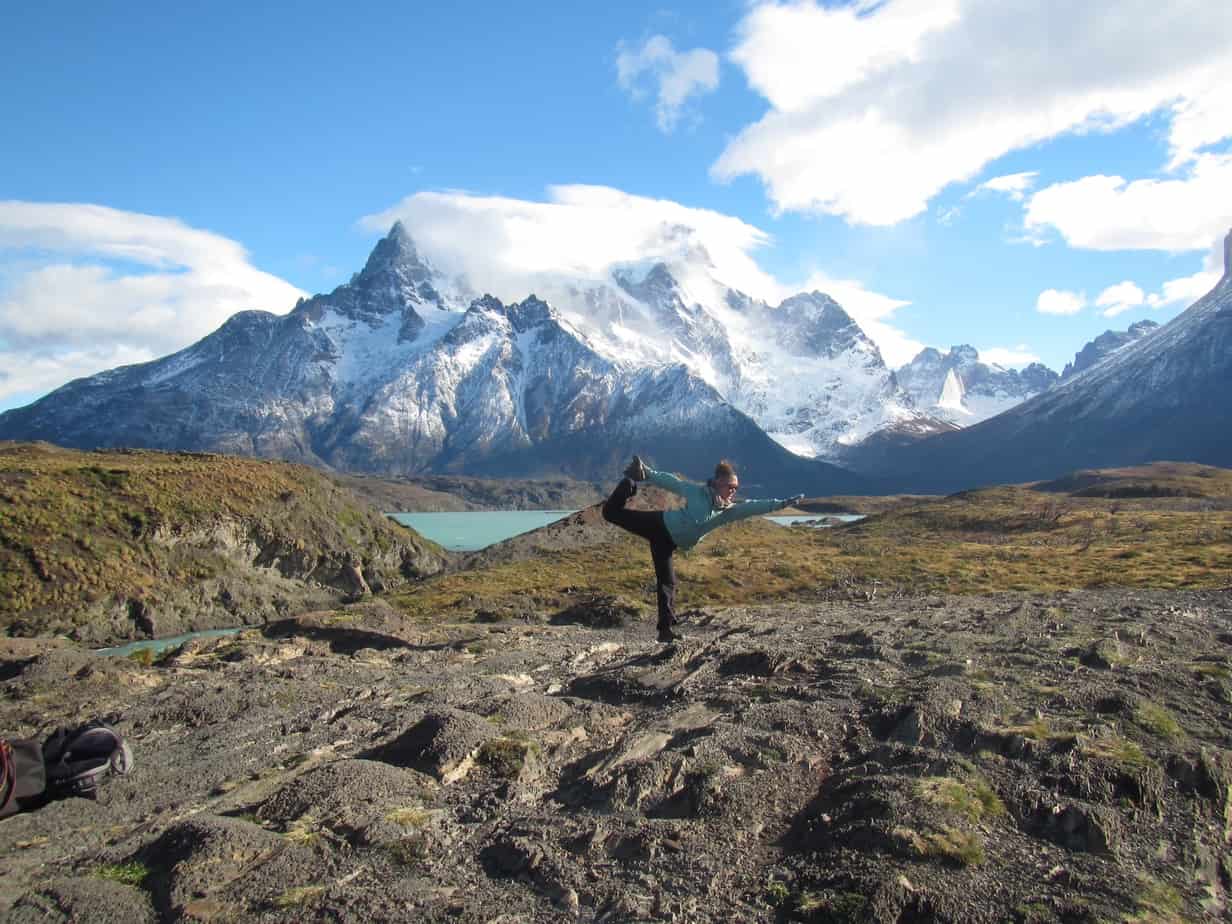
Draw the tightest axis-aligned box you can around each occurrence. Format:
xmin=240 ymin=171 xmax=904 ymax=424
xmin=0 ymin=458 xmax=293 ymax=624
xmin=613 ymin=260 xmax=678 ymax=293
xmin=356 ymin=222 xmax=431 ymax=285
xmin=948 ymin=345 xmax=979 ymax=365
xmin=1127 ymin=319 xmax=1159 ymax=336
xmin=462 ymin=293 xmax=557 ymax=332
xmin=467 ymin=294 xmax=505 ymax=314
xmin=906 ymin=346 xmax=943 ymax=366
xmin=779 ymin=290 xmax=842 ymax=311
xmin=1224 ymin=227 xmax=1231 ymax=278
xmin=507 ymin=295 xmax=555 ymax=332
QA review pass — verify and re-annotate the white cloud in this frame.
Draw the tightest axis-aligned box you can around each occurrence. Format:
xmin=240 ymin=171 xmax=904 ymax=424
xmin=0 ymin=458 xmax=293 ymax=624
xmin=714 ymin=0 xmax=1232 ymax=225
xmin=976 ymin=172 xmax=1038 ymax=201
xmin=362 ymin=186 xmax=918 ymax=365
xmin=1023 ymin=154 xmax=1232 ymax=252
xmin=616 ymin=35 xmax=720 ymax=133
xmin=1036 ymin=288 xmax=1086 ymax=315
xmin=979 ymin=345 xmax=1041 ymax=368
xmin=0 ymin=343 xmax=157 ymax=404
xmin=0 ymin=202 xmax=304 ymax=405
xmin=1146 ymin=269 xmax=1222 ymax=309
xmin=1095 ymin=280 xmax=1146 ymax=318
xmin=364 ymin=185 xmax=778 ymax=300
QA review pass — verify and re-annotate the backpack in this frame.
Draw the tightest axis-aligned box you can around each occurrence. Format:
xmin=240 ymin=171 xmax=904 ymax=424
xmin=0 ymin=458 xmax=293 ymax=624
xmin=42 ymin=721 xmax=133 ymax=799
xmin=1 ymin=737 xmax=47 ymax=819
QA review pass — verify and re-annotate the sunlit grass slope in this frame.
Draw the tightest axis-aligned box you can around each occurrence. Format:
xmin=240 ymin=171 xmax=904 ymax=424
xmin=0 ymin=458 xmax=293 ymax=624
xmin=0 ymin=442 xmax=444 ymax=633
xmin=391 ymin=464 xmax=1232 ymax=621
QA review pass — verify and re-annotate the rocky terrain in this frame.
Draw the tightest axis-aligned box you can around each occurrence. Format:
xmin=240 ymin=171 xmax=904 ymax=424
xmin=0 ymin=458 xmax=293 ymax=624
xmin=2 ymin=587 xmax=1230 ymax=923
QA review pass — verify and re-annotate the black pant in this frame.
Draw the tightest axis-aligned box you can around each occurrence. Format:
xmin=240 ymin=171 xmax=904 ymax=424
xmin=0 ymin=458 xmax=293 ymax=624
xmin=602 ymin=478 xmax=677 ymax=631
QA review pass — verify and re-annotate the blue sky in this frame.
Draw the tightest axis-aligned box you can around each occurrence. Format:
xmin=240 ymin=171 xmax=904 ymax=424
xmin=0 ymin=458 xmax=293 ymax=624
xmin=2 ymin=0 xmax=1230 ymax=412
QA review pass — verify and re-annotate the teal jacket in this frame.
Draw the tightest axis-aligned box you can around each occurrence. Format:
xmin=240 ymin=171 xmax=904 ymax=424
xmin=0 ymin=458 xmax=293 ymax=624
xmin=645 ymin=467 xmax=787 ymax=551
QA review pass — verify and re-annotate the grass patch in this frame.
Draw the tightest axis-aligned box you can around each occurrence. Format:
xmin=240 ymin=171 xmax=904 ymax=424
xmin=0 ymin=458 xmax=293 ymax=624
xmin=998 ymin=717 xmax=1059 ymax=742
xmin=1081 ymin=735 xmax=1150 ymax=770
xmin=894 ymin=825 xmax=987 ymax=867
xmin=283 ymin=812 xmax=320 ymax=845
xmin=478 ymin=732 xmax=539 ymax=777
xmin=1125 ymin=874 xmax=1184 ymax=923
xmin=1133 ymin=702 xmax=1183 ymax=741
xmin=796 ymin=889 xmax=868 ymax=922
xmin=1014 ymin=901 xmax=1055 ymax=923
xmin=387 ymin=834 xmax=431 ymax=866
xmin=273 ymin=885 xmax=325 ymax=908
xmin=917 ymin=775 xmax=1006 ymax=823
xmin=1192 ymin=662 xmax=1232 ymax=681
xmin=126 ymin=648 xmax=156 ymax=667
xmin=93 ymin=861 xmax=150 ymax=887
xmin=385 ymin=804 xmax=432 ymax=828
xmin=763 ymin=878 xmax=790 ymax=908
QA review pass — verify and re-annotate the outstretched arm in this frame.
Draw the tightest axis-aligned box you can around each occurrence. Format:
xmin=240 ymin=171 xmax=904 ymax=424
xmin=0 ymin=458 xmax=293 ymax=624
xmin=644 ymin=466 xmax=693 ymax=498
xmin=718 ymin=494 xmax=804 ymax=523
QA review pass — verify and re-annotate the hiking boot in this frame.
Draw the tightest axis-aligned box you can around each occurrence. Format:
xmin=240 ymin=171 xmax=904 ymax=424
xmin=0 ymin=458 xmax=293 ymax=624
xmin=624 ymin=455 xmax=647 ymax=482
xmin=657 ymin=627 xmax=685 ymax=643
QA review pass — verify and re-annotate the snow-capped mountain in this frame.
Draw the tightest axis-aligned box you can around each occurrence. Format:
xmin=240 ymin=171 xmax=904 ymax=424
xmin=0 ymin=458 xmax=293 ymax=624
xmin=1060 ymin=320 xmax=1159 ymax=380
xmin=848 ymin=230 xmax=1232 ymax=493
xmin=537 ymin=251 xmax=936 ymax=461
xmin=0 ymin=224 xmax=863 ymax=493
xmin=896 ymin=345 xmax=1058 ymax=425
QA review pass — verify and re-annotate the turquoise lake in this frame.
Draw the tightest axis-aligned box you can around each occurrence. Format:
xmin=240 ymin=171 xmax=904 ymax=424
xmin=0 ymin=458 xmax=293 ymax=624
xmin=389 ymin=510 xmax=578 ymax=551
xmin=390 ymin=510 xmax=863 ymax=551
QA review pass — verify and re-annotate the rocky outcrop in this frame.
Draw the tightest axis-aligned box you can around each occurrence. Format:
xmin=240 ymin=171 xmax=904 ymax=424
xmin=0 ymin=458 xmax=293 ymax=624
xmin=1061 ymin=320 xmax=1159 ymax=380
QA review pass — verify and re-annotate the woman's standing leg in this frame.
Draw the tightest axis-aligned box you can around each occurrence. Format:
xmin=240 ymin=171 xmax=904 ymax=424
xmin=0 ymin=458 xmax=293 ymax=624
xmin=602 ymin=478 xmax=680 ymax=639
xmin=648 ymin=533 xmax=677 ymax=637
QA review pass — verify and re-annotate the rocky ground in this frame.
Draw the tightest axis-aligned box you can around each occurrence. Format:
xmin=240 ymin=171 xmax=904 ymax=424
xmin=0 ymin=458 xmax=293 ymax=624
xmin=2 ymin=588 xmax=1230 ymax=923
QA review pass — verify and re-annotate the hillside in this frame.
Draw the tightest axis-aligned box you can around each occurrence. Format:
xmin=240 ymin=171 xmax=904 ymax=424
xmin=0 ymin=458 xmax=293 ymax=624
xmin=0 ymin=442 xmax=447 ymax=644
xmin=335 ymin=472 xmax=605 ymax=513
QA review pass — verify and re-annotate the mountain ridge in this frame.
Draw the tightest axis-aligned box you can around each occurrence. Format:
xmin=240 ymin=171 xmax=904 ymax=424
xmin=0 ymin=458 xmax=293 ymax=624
xmin=846 ymin=232 xmax=1232 ymax=492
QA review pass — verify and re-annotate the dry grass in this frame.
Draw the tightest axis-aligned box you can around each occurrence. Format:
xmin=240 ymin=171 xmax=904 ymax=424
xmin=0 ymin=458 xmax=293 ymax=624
xmin=391 ymin=468 xmax=1232 ymax=622
xmin=0 ymin=442 xmax=443 ymax=633
xmin=1081 ymin=735 xmax=1151 ymax=770
xmin=917 ymin=775 xmax=1006 ymax=824
xmin=273 ymin=885 xmax=325 ymax=908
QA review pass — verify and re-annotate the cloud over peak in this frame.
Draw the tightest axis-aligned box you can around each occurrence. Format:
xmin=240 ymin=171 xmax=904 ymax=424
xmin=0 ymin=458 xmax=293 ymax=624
xmin=362 ymin=185 xmax=920 ymax=365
